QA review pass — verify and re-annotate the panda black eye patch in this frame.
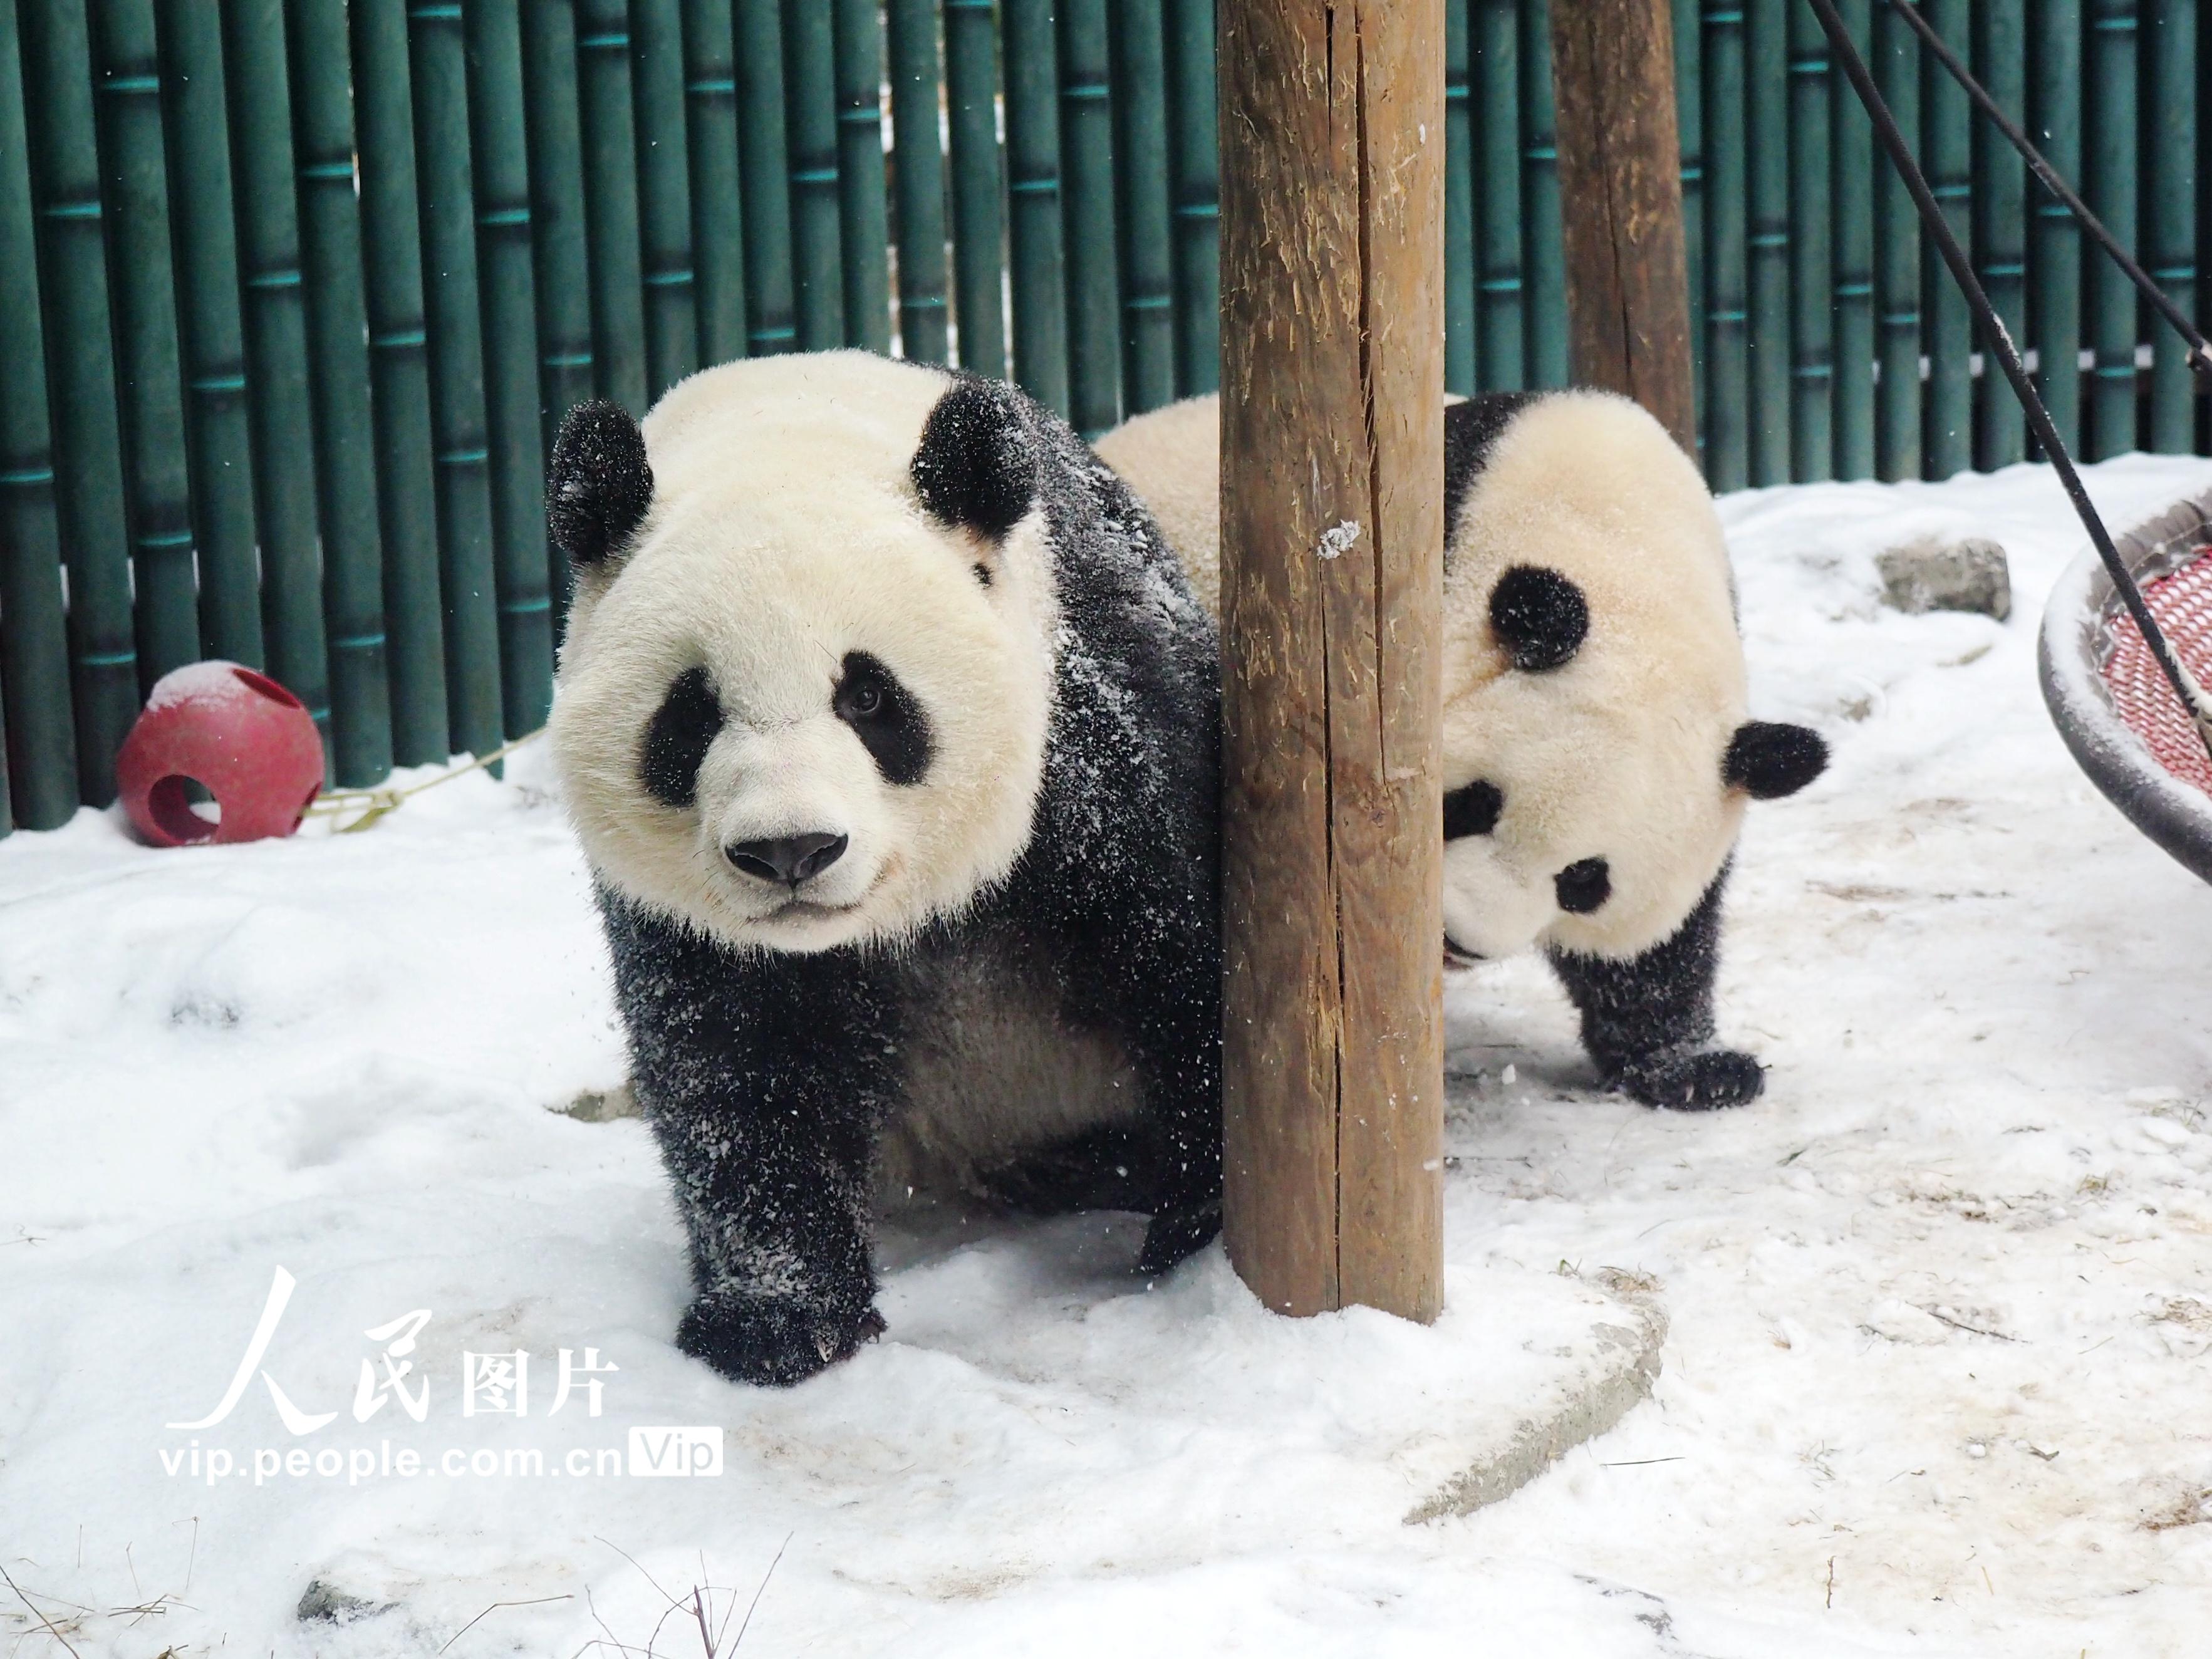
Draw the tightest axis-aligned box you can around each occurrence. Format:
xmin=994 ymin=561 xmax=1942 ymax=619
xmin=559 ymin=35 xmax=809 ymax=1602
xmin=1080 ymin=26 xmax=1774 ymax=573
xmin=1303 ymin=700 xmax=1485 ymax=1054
xmin=640 ymin=666 xmax=724 ymax=809
xmin=1554 ymin=857 xmax=1612 ymax=914
xmin=1443 ymin=779 xmax=1503 ymax=840
xmin=835 ymin=652 xmax=934 ymax=786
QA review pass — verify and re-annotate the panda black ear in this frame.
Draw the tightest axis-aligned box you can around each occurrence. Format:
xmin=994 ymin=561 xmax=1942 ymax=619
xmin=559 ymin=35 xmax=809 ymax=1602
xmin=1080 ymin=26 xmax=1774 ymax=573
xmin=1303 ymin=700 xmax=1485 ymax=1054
xmin=1489 ymin=565 xmax=1589 ymax=672
xmin=911 ymin=378 xmax=1036 ymax=541
xmin=1725 ymin=720 xmax=1828 ymax=799
xmin=549 ymin=399 xmax=654 ymax=569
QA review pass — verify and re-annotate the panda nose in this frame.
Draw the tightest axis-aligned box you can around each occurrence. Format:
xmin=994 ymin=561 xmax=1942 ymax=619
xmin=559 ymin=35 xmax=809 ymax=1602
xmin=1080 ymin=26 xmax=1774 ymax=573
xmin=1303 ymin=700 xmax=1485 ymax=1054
xmin=725 ymin=832 xmax=848 ymax=887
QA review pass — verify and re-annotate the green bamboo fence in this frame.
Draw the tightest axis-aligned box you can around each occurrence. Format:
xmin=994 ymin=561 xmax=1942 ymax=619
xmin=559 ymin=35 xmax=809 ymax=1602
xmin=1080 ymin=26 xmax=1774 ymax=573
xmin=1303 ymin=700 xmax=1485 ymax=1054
xmin=735 ymin=0 xmax=797 ymax=355
xmin=680 ymin=0 xmax=747 ymax=370
xmin=785 ymin=0 xmax=846 ymax=351
xmin=0 ymin=0 xmax=78 ymax=829
xmin=631 ymin=0 xmax=702 ymax=398
xmin=1788 ymin=1 xmax=1834 ymax=481
xmin=6 ymin=0 xmax=2212 ymax=826
xmin=2031 ymin=0 xmax=2085 ymax=458
xmin=2146 ymin=0 xmax=2197 ymax=454
xmin=465 ymin=0 xmax=553 ymax=739
xmin=944 ymin=0 xmax=1006 ymax=378
xmin=886 ymin=0 xmax=950 ymax=363
xmin=1921 ymin=0 xmax=1973 ymax=477
xmin=1827 ymin=0 xmax=1872 ymax=482
xmin=352 ymin=0 xmax=447 ymax=766
xmin=1972 ymin=2 xmax=2028 ymax=470
xmin=1162 ymin=0 xmax=1215 ymax=396
xmin=226 ymin=0 xmax=330 ymax=737
xmin=156 ymin=0 xmax=259 ymax=672
xmin=1110 ymin=0 xmax=1175 ymax=416
xmin=290 ymin=0 xmax=394 ymax=786
xmin=833 ymin=0 xmax=893 ymax=353
xmin=1474 ymin=0 xmax=1524 ymax=390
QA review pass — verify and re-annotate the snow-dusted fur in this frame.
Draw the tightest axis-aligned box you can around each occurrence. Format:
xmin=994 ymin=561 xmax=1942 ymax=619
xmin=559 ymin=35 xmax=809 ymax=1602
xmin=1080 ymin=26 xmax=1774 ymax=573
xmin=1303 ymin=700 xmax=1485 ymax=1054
xmin=1095 ymin=390 xmax=1825 ymax=1109
xmin=550 ymin=352 xmax=1222 ymax=1385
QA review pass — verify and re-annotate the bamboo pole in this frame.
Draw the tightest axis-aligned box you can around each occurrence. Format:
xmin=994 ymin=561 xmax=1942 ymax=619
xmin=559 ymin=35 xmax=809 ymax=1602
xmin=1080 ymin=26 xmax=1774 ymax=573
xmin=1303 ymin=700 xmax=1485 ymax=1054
xmin=944 ymin=0 xmax=1007 ymax=377
xmin=0 ymin=0 xmax=79 ymax=828
xmin=680 ymin=0 xmax=747 ymax=369
xmin=1973 ymin=1 xmax=2028 ymax=469
xmin=289 ymin=0 xmax=395 ymax=787
xmin=886 ymin=0 xmax=950 ymax=362
xmin=784 ymin=0 xmax=846 ymax=350
xmin=578 ymin=0 xmax=648 ymax=408
xmin=1550 ymin=0 xmax=1698 ymax=457
xmin=1060 ymin=0 xmax=1122 ymax=437
xmin=735 ymin=0 xmax=797 ymax=355
xmin=833 ymin=0 xmax=892 ymax=354
xmin=89 ymin=0 xmax=199 ymax=687
xmin=157 ymin=0 xmax=261 ymax=670
xmin=1220 ymin=0 xmax=1445 ymax=1324
xmin=633 ymin=0 xmax=702 ymax=397
xmin=1111 ymin=0 xmax=1175 ymax=414
xmin=1669 ymin=0 xmax=1703 ymax=440
xmin=1922 ymin=0 xmax=1973 ymax=477
xmin=1163 ymin=0 xmax=1217 ymax=395
xmin=2030 ymin=0 xmax=2084 ymax=459
xmin=408 ymin=0 xmax=504 ymax=761
xmin=1476 ymin=0 xmax=1524 ymax=389
xmin=2144 ymin=0 xmax=2197 ymax=454
xmin=1700 ymin=0 xmax=1748 ymax=487
xmin=1004 ymin=0 xmax=1069 ymax=413
xmin=1832 ymin=0 xmax=1876 ymax=479
xmin=224 ymin=0 xmax=330 ymax=737
xmin=521 ymin=0 xmax=596 ymax=623
xmin=1445 ymin=1 xmax=1476 ymax=397
xmin=1874 ymin=0 xmax=1921 ymax=479
xmin=1744 ymin=0 xmax=1789 ymax=482
xmin=2085 ymin=0 xmax=2140 ymax=460
xmin=465 ymin=0 xmax=553 ymax=738
xmin=1788 ymin=1 xmax=1834 ymax=481
xmin=1522 ymin=0 xmax=1569 ymax=392
xmin=352 ymin=0 xmax=449 ymax=764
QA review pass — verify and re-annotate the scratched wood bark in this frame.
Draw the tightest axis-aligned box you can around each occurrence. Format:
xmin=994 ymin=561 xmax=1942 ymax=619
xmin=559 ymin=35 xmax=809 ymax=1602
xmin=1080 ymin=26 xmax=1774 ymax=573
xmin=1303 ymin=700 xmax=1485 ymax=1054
xmin=1218 ymin=0 xmax=1445 ymax=1323
xmin=1550 ymin=0 xmax=1699 ymax=458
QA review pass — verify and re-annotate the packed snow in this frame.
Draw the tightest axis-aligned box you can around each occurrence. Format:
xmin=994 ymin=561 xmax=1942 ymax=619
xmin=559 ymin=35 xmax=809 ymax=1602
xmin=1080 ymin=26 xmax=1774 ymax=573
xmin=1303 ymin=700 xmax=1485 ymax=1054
xmin=6 ymin=452 xmax=2212 ymax=1657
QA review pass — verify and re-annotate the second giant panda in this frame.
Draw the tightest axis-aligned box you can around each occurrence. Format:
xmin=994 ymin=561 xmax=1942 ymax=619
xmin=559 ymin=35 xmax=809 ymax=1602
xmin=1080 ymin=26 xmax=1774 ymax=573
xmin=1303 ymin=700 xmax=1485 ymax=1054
xmin=1094 ymin=389 xmax=1825 ymax=1110
xmin=549 ymin=352 xmax=1222 ymax=1386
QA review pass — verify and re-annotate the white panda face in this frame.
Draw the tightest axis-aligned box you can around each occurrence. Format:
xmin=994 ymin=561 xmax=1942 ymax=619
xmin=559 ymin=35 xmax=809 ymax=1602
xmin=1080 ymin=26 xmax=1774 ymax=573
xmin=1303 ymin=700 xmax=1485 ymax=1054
xmin=549 ymin=354 xmax=1057 ymax=955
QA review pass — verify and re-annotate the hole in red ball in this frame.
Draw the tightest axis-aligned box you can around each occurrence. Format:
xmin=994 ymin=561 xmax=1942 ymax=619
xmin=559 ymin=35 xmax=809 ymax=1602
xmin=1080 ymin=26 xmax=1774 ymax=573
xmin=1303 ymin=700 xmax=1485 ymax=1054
xmin=146 ymin=775 xmax=221 ymax=844
xmin=230 ymin=666 xmax=304 ymax=709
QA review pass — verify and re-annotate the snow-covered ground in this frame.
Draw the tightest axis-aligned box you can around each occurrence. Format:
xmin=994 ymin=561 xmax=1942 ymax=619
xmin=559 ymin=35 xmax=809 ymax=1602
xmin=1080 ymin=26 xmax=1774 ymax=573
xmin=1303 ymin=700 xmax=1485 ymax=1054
xmin=6 ymin=453 xmax=2212 ymax=1658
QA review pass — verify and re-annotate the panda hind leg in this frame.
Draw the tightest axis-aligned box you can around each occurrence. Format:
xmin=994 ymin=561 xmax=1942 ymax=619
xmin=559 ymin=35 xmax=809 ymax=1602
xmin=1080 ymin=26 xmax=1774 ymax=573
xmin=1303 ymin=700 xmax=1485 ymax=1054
xmin=1546 ymin=867 xmax=1766 ymax=1113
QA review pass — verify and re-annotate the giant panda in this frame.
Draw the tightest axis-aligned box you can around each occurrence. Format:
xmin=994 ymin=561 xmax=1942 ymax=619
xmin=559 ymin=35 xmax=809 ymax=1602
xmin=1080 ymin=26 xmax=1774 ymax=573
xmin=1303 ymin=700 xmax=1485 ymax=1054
xmin=547 ymin=351 xmax=1222 ymax=1386
xmin=1094 ymin=388 xmax=1826 ymax=1110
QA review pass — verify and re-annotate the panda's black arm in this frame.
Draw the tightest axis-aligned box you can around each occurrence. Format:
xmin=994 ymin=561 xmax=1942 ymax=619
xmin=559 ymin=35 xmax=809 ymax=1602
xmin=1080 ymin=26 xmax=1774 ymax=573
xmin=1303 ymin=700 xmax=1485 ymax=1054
xmin=598 ymin=890 xmax=896 ymax=1386
xmin=1544 ymin=868 xmax=1765 ymax=1111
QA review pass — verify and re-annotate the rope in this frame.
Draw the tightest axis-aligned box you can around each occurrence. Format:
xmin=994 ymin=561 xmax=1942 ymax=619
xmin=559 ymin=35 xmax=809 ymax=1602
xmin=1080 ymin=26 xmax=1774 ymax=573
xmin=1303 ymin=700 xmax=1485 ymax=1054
xmin=1883 ymin=0 xmax=2212 ymax=385
xmin=1810 ymin=0 xmax=2212 ymax=762
xmin=305 ymin=729 xmax=545 ymax=833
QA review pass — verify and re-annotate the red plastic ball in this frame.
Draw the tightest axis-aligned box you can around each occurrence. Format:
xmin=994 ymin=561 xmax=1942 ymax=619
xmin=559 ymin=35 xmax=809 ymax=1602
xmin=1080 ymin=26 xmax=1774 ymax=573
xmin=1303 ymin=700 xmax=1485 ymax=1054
xmin=116 ymin=662 xmax=327 ymax=847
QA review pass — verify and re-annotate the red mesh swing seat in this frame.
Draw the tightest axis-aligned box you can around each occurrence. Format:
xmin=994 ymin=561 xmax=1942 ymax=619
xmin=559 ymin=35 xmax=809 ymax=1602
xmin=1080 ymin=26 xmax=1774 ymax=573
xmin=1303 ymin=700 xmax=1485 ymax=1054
xmin=2040 ymin=490 xmax=2212 ymax=885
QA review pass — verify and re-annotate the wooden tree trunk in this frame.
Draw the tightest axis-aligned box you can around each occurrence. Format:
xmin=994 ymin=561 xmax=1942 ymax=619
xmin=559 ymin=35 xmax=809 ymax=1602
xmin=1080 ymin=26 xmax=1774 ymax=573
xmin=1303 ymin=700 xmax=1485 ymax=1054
xmin=1550 ymin=0 xmax=1699 ymax=457
xmin=1218 ymin=0 xmax=1446 ymax=1323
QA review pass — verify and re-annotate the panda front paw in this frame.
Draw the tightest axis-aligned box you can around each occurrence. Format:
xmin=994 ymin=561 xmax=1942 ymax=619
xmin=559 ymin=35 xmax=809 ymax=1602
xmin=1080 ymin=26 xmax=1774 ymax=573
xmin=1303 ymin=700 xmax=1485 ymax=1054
xmin=1615 ymin=1048 xmax=1765 ymax=1111
xmin=677 ymin=1288 xmax=886 ymax=1387
xmin=1136 ymin=1202 xmax=1220 ymax=1276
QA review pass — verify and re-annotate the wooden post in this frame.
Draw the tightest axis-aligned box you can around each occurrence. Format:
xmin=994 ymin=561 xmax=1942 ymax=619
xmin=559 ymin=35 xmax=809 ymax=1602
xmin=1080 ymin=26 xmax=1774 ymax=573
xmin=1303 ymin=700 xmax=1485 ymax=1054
xmin=1550 ymin=0 xmax=1698 ymax=456
xmin=1218 ymin=1 xmax=1446 ymax=1323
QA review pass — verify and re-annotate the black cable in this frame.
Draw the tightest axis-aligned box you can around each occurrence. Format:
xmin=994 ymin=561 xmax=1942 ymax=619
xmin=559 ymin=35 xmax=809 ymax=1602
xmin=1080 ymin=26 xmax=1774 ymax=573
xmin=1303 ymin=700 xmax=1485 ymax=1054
xmin=1884 ymin=0 xmax=2212 ymax=383
xmin=1806 ymin=0 xmax=2212 ymax=761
